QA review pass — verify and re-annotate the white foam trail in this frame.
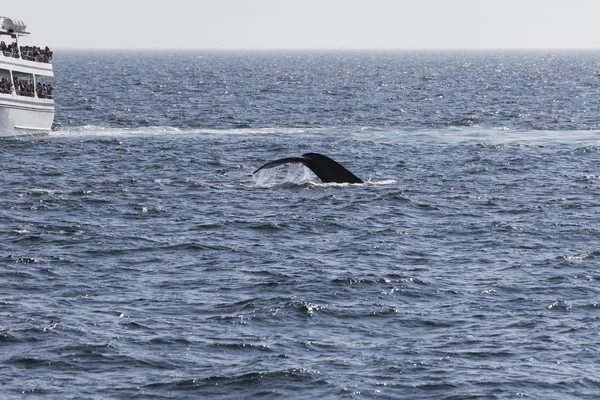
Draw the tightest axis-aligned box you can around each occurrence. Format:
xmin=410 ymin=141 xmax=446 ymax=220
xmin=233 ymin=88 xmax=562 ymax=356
xmin=352 ymin=127 xmax=600 ymax=145
xmin=49 ymin=125 xmax=328 ymax=138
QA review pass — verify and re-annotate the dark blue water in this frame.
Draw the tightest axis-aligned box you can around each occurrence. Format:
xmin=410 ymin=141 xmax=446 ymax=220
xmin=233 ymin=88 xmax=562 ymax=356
xmin=2 ymin=51 xmax=600 ymax=399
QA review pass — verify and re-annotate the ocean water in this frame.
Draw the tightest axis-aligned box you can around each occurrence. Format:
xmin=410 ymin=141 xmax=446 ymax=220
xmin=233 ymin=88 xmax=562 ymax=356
xmin=1 ymin=50 xmax=600 ymax=399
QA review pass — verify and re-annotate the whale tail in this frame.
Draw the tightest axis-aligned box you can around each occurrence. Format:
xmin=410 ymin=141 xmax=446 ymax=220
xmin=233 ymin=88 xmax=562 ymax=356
xmin=253 ymin=153 xmax=363 ymax=184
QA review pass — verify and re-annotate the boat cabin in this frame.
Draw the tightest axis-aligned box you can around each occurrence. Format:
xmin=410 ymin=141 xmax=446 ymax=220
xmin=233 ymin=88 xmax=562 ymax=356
xmin=0 ymin=16 xmax=55 ymax=137
xmin=0 ymin=16 xmax=54 ymax=100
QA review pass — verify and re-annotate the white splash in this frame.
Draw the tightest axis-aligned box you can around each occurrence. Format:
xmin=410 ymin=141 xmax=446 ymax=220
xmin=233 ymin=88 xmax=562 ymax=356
xmin=253 ymin=164 xmax=319 ymax=187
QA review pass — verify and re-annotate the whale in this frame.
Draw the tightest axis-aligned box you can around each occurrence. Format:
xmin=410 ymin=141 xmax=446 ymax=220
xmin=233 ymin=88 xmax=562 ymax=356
xmin=253 ymin=152 xmax=363 ymax=184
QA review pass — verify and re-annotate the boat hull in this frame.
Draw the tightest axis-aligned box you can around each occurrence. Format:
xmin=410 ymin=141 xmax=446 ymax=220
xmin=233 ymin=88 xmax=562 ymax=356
xmin=0 ymin=95 xmax=54 ymax=137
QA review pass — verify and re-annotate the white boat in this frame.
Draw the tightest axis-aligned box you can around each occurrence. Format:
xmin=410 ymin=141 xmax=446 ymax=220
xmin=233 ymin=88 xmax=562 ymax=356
xmin=0 ymin=16 xmax=54 ymax=138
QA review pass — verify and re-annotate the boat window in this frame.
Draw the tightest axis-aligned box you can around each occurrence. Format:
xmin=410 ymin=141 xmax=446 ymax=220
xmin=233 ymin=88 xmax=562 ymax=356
xmin=0 ymin=68 xmax=12 ymax=94
xmin=12 ymin=71 xmax=34 ymax=97
xmin=35 ymin=75 xmax=54 ymax=99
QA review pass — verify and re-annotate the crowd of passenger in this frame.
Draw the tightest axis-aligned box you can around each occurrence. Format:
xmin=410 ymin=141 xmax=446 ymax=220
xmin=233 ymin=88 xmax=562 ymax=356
xmin=36 ymin=82 xmax=54 ymax=98
xmin=1 ymin=41 xmax=19 ymax=58
xmin=0 ymin=76 xmax=53 ymax=98
xmin=0 ymin=77 xmax=12 ymax=94
xmin=1 ymin=41 xmax=53 ymax=63
xmin=20 ymin=45 xmax=53 ymax=63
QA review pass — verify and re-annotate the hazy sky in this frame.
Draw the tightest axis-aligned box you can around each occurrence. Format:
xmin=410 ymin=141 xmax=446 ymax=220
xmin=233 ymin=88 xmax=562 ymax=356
xmin=4 ymin=0 xmax=600 ymax=50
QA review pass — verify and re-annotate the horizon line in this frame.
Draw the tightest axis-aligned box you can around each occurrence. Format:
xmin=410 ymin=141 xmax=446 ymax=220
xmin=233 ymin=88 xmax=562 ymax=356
xmin=50 ymin=47 xmax=600 ymax=52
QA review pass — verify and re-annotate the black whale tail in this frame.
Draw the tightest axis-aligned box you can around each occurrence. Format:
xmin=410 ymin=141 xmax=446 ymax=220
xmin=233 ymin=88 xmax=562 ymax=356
xmin=253 ymin=152 xmax=363 ymax=184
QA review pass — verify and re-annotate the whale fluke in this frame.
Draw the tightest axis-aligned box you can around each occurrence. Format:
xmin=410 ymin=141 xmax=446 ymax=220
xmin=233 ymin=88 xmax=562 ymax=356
xmin=253 ymin=153 xmax=363 ymax=184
